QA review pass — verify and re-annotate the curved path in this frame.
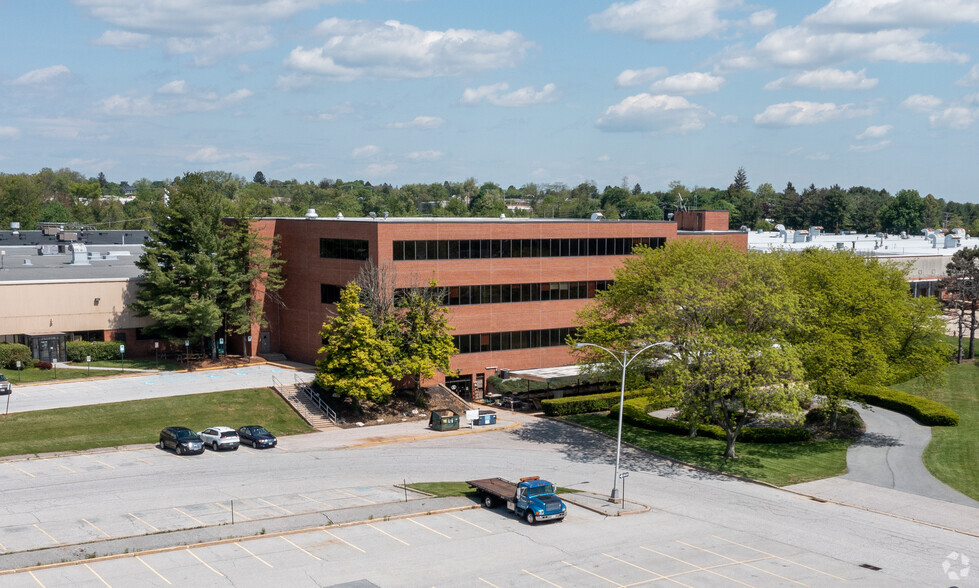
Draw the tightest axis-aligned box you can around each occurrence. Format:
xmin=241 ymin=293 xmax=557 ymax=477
xmin=791 ymin=404 xmax=979 ymax=510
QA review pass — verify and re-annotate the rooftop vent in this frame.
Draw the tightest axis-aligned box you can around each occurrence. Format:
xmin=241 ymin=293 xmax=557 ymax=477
xmin=304 ymin=208 xmax=318 ymax=218
xmin=590 ymin=212 xmax=604 ymax=221
xmin=336 ymin=212 xmax=344 ymax=219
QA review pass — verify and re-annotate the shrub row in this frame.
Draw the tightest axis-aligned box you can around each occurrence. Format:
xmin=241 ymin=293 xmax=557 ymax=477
xmin=0 ymin=343 xmax=33 ymax=370
xmin=616 ymin=398 xmax=812 ymax=443
xmin=846 ymin=384 xmax=959 ymax=426
xmin=66 ymin=340 xmax=123 ymax=362
xmin=542 ymin=388 xmax=669 ymax=416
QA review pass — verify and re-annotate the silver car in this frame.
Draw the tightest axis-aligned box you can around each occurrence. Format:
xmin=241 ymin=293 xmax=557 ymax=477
xmin=0 ymin=374 xmax=11 ymax=395
xmin=198 ymin=426 xmax=240 ymax=451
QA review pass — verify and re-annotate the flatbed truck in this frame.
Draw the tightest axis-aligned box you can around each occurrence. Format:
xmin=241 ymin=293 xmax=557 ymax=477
xmin=467 ymin=476 xmax=567 ymax=524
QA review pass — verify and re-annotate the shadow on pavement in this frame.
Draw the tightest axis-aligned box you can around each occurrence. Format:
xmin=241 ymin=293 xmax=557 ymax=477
xmin=507 ymin=418 xmax=731 ymax=483
xmin=851 ymin=431 xmax=903 ymax=448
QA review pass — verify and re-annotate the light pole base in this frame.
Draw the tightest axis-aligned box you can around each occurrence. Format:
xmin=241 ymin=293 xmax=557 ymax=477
xmin=609 ymin=488 xmax=619 ymax=503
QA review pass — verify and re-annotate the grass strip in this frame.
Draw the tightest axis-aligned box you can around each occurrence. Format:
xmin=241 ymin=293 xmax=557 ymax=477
xmin=564 ymin=413 xmax=850 ymax=487
xmin=894 ymin=363 xmax=979 ymax=501
xmin=0 ymin=388 xmax=313 ymax=457
xmin=0 ymin=367 xmax=121 ymax=383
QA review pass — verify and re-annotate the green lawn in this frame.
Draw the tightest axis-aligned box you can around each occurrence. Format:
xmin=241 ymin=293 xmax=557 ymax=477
xmin=0 ymin=367 xmax=120 ymax=383
xmin=0 ymin=388 xmax=314 ymax=457
xmin=565 ymin=413 xmax=851 ymax=487
xmin=69 ymin=359 xmax=181 ymax=371
xmin=893 ymin=363 xmax=979 ymax=501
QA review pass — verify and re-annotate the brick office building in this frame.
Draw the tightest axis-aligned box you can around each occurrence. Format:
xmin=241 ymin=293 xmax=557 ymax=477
xmin=248 ymin=210 xmax=744 ymax=397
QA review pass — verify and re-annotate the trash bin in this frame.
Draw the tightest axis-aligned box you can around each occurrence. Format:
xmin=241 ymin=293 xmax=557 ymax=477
xmin=477 ymin=410 xmax=497 ymax=425
xmin=429 ymin=409 xmax=459 ymax=431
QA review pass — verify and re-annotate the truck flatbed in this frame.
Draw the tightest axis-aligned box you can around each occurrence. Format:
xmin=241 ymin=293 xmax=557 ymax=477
xmin=467 ymin=477 xmax=516 ymax=500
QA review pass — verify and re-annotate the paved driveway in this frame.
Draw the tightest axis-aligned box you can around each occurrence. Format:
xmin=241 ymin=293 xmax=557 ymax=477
xmin=3 ymin=365 xmax=314 ymax=414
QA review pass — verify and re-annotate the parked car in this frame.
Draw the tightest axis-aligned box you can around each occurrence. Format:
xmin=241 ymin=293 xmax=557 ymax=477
xmin=0 ymin=374 xmax=11 ymax=395
xmin=237 ymin=425 xmax=277 ymax=448
xmin=159 ymin=427 xmax=204 ymax=455
xmin=198 ymin=426 xmax=240 ymax=451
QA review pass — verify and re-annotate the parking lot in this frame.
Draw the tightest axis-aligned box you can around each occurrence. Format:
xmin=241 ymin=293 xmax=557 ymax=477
xmin=0 ymin=505 xmax=857 ymax=587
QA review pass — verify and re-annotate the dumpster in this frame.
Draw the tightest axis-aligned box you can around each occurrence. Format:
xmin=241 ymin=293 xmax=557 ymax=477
xmin=429 ymin=409 xmax=460 ymax=431
xmin=477 ymin=410 xmax=497 ymax=425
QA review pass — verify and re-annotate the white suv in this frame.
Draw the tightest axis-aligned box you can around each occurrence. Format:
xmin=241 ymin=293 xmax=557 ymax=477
xmin=0 ymin=374 xmax=11 ymax=395
xmin=198 ymin=426 xmax=240 ymax=451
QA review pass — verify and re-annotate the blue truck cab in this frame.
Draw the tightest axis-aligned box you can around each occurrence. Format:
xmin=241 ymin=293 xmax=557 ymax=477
xmin=468 ymin=476 xmax=567 ymax=524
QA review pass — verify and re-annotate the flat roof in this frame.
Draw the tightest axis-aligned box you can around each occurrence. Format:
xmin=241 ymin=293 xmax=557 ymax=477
xmin=747 ymin=229 xmax=978 ymax=258
xmin=262 ymin=216 xmax=672 ymax=224
xmin=0 ymin=245 xmax=144 ymax=283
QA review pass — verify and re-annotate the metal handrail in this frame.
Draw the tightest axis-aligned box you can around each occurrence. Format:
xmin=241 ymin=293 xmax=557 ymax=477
xmin=295 ymin=374 xmax=338 ymax=424
xmin=271 ymin=374 xmax=313 ymax=422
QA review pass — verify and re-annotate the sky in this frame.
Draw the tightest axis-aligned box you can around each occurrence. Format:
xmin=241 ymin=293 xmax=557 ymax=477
xmin=2 ymin=0 xmax=979 ymax=201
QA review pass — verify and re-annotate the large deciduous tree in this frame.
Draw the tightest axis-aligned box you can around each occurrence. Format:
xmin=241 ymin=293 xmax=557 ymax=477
xmin=316 ymin=283 xmax=398 ymax=405
xmin=780 ymin=248 xmax=951 ymax=427
xmin=576 ymin=240 xmax=807 ymax=458
xmin=943 ymin=247 xmax=979 ymax=361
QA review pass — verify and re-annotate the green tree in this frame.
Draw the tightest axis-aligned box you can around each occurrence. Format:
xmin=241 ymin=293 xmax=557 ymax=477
xmin=576 ymin=240 xmax=807 ymax=458
xmin=0 ymin=174 xmax=43 ymax=229
xmin=131 ymin=173 xmax=226 ymax=355
xmin=397 ymin=280 xmax=457 ymax=397
xmin=781 ymin=248 xmax=951 ymax=427
xmin=316 ymin=283 xmax=398 ymax=405
xmin=943 ymin=248 xmax=979 ymax=361
xmin=880 ymin=189 xmax=924 ymax=233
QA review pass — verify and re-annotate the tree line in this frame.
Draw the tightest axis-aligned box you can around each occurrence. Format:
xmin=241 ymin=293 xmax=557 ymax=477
xmin=3 ymin=167 xmax=979 ymax=234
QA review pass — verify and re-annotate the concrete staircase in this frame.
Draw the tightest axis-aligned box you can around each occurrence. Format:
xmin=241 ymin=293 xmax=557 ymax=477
xmin=259 ymin=352 xmax=289 ymax=363
xmin=274 ymin=382 xmax=336 ymax=430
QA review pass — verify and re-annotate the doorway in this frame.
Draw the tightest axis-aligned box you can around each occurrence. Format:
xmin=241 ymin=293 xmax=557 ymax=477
xmin=259 ymin=332 xmax=270 ymax=354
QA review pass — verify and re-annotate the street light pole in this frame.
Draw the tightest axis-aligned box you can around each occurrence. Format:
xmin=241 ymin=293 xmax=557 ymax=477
xmin=575 ymin=341 xmax=673 ymax=502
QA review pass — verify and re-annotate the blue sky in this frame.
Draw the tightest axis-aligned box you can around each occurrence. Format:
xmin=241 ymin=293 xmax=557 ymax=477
xmin=2 ymin=0 xmax=979 ymax=200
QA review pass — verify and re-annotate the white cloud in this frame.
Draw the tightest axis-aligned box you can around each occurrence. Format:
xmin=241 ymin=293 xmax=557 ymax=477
xmin=957 ymin=64 xmax=979 ymax=87
xmin=187 ymin=146 xmax=226 ymax=163
xmin=352 ymin=145 xmax=380 ymax=159
xmin=97 ymin=87 xmax=252 ymax=116
xmin=615 ymin=66 xmax=668 ymax=87
xmin=92 ymin=30 xmax=150 ymax=49
xmin=596 ymin=93 xmax=714 ymax=133
xmin=405 ymin=150 xmax=444 ymax=160
xmin=597 ymin=155 xmax=611 ymax=161
xmin=76 ymin=0 xmax=332 ymax=64
xmin=856 ymin=124 xmax=892 ymax=139
xmin=749 ymin=9 xmax=776 ymax=27
xmin=720 ymin=114 xmax=739 ymax=124
xmin=0 ymin=126 xmax=20 ymax=139
xmin=719 ymin=26 xmax=967 ymax=71
xmin=365 ymin=163 xmax=397 ymax=176
xmin=806 ymin=152 xmax=831 ymax=160
xmin=275 ymin=73 xmax=317 ymax=91
xmin=849 ymin=140 xmax=891 ymax=152
xmin=285 ymin=18 xmax=534 ymax=81
xmin=10 ymin=65 xmax=71 ymax=85
xmin=765 ymin=68 xmax=877 ymax=91
xmin=805 ymin=0 xmax=979 ymax=29
xmin=648 ymin=72 xmax=724 ymax=95
xmin=157 ymin=80 xmax=188 ymax=94
xmin=929 ymin=107 xmax=977 ymax=129
xmin=901 ymin=94 xmax=943 ymax=112
xmin=753 ymin=101 xmax=876 ymax=127
xmin=588 ymin=0 xmax=728 ymax=41
xmin=461 ymin=83 xmax=559 ymax=107
xmin=386 ymin=116 xmax=444 ymax=129
xmin=25 ymin=117 xmax=95 ymax=140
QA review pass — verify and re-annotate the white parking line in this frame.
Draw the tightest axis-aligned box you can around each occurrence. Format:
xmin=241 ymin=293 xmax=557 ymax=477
xmin=337 ymin=489 xmax=374 ymax=504
xmin=258 ymin=497 xmax=293 ymax=515
xmin=52 ymin=461 xmax=76 ymax=473
xmin=447 ymin=512 xmax=492 ymax=533
xmin=323 ymin=529 xmax=365 ymax=553
xmin=522 ymin=569 xmax=562 ymax=587
xmin=129 ymin=513 xmax=160 ymax=532
xmin=83 ymin=455 xmax=116 ymax=469
xmin=7 ymin=462 xmax=35 ymax=478
xmin=601 ymin=553 xmax=690 ymax=587
xmin=186 ymin=548 xmax=224 ymax=577
xmin=33 ymin=524 xmax=59 ymax=544
xmin=137 ymin=556 xmax=171 ymax=585
xmin=407 ymin=518 xmax=451 ymax=538
xmin=173 ymin=507 xmax=205 ymax=526
xmin=281 ymin=536 xmax=320 ymax=560
xmin=367 ymin=523 xmax=409 ymax=546
xmin=712 ymin=535 xmax=849 ymax=581
xmin=215 ymin=501 xmax=251 ymax=520
xmin=298 ymin=494 xmax=332 ymax=509
xmin=28 ymin=570 xmax=46 ymax=587
xmin=562 ymin=560 xmax=624 ymax=586
xmin=82 ymin=519 xmax=112 ymax=538
xmin=641 ymin=546 xmax=757 ymax=588
xmin=84 ymin=563 xmax=112 ymax=587
xmin=677 ymin=540 xmax=806 ymax=587
xmin=235 ymin=542 xmax=273 ymax=568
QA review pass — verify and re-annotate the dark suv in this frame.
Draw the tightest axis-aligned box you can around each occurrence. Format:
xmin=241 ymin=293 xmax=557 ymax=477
xmin=159 ymin=426 xmax=204 ymax=455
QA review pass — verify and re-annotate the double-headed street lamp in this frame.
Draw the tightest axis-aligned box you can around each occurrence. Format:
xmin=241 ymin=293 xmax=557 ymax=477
xmin=575 ymin=340 xmax=674 ymax=502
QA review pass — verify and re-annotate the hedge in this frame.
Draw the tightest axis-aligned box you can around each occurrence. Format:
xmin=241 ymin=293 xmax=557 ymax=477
xmin=616 ymin=397 xmax=812 ymax=443
xmin=846 ymin=384 xmax=959 ymax=426
xmin=66 ymin=340 xmax=124 ymax=362
xmin=541 ymin=388 xmax=670 ymax=416
xmin=0 ymin=343 xmax=32 ymax=369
